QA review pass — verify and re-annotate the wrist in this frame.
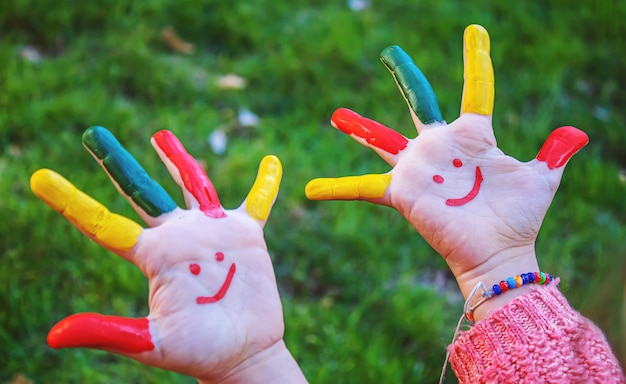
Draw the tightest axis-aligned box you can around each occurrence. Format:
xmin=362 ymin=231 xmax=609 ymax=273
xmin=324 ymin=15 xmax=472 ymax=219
xmin=453 ymin=245 xmax=540 ymax=322
xmin=198 ymin=340 xmax=307 ymax=384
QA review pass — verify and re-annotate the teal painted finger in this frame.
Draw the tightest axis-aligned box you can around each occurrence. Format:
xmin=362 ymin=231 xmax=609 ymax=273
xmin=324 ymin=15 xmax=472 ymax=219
xmin=82 ymin=126 xmax=177 ymax=217
xmin=380 ymin=45 xmax=444 ymax=125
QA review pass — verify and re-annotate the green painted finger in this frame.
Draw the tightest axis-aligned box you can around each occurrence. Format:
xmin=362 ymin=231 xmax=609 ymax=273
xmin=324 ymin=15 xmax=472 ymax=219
xmin=380 ymin=45 xmax=444 ymax=125
xmin=305 ymin=174 xmax=391 ymax=201
xmin=82 ymin=126 xmax=177 ymax=218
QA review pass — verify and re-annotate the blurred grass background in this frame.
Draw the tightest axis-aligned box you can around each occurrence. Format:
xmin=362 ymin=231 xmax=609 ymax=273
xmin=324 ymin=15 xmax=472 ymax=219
xmin=1 ymin=0 xmax=625 ymax=382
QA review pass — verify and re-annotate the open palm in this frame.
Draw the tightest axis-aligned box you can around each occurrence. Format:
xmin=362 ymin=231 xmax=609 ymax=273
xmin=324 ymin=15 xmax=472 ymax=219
xmin=31 ymin=127 xmax=285 ymax=381
xmin=306 ymin=25 xmax=588 ymax=295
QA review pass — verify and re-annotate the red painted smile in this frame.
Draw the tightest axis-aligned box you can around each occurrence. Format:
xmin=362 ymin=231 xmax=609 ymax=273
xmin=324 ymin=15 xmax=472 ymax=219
xmin=445 ymin=166 xmax=483 ymax=206
xmin=196 ymin=263 xmax=236 ymax=304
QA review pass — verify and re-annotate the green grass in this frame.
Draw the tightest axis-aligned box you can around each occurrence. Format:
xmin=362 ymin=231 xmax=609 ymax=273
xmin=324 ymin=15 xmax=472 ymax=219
xmin=2 ymin=1 xmax=626 ymax=382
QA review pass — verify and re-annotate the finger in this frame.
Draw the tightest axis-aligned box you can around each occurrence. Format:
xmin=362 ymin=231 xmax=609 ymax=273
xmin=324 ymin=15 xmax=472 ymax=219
xmin=461 ymin=24 xmax=495 ymax=116
xmin=151 ymin=130 xmax=226 ymax=218
xmin=380 ymin=45 xmax=445 ymax=131
xmin=30 ymin=169 xmax=142 ymax=255
xmin=48 ymin=313 xmax=154 ymax=354
xmin=82 ymin=126 xmax=177 ymax=225
xmin=243 ymin=155 xmax=282 ymax=225
xmin=536 ymin=126 xmax=589 ymax=169
xmin=331 ymin=108 xmax=409 ymax=166
xmin=305 ymin=174 xmax=391 ymax=201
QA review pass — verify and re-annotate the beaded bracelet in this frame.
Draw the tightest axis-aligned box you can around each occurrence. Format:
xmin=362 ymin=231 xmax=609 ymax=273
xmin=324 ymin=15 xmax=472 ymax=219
xmin=439 ymin=271 xmax=555 ymax=384
xmin=464 ymin=271 xmax=554 ymax=323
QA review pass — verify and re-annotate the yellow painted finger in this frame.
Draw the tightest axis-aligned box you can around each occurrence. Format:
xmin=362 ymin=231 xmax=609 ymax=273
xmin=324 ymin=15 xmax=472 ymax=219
xmin=245 ymin=155 xmax=283 ymax=222
xmin=305 ymin=174 xmax=391 ymax=201
xmin=30 ymin=169 xmax=143 ymax=253
xmin=461 ymin=24 xmax=494 ymax=116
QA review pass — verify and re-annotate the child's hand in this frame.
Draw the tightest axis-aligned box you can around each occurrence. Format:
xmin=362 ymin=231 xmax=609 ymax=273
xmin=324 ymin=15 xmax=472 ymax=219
xmin=31 ymin=127 xmax=302 ymax=382
xmin=306 ymin=25 xmax=588 ymax=312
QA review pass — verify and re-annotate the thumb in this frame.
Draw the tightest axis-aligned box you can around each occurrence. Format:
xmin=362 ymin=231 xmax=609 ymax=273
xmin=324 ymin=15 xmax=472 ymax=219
xmin=48 ymin=313 xmax=154 ymax=354
xmin=536 ymin=126 xmax=589 ymax=169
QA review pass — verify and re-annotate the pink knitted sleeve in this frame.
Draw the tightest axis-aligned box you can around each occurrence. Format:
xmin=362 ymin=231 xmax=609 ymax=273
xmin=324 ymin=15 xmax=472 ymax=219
xmin=449 ymin=285 xmax=625 ymax=383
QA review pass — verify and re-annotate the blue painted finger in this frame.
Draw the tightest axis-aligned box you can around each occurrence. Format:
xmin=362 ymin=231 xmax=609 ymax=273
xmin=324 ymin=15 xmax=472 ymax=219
xmin=82 ymin=126 xmax=177 ymax=218
xmin=380 ymin=45 xmax=444 ymax=125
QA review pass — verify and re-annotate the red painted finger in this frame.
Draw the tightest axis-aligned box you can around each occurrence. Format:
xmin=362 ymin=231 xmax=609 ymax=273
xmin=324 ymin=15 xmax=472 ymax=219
xmin=331 ymin=108 xmax=409 ymax=155
xmin=536 ymin=126 xmax=589 ymax=169
xmin=152 ymin=130 xmax=226 ymax=218
xmin=47 ymin=313 xmax=154 ymax=354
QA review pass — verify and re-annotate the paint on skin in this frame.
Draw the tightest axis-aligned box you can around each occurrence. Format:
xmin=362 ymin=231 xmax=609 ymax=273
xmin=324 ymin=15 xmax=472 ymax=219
xmin=331 ymin=108 xmax=408 ymax=154
xmin=461 ymin=25 xmax=495 ymax=116
xmin=432 ymin=159 xmax=483 ymax=206
xmin=82 ymin=126 xmax=177 ymax=217
xmin=305 ymin=173 xmax=391 ymax=201
xmin=191 ymin=252 xmax=236 ymax=304
xmin=446 ymin=166 xmax=483 ymax=206
xmin=380 ymin=46 xmax=444 ymax=125
xmin=190 ymin=263 xmax=201 ymax=275
xmin=47 ymin=313 xmax=154 ymax=353
xmin=30 ymin=169 xmax=142 ymax=252
xmin=196 ymin=263 xmax=237 ymax=304
xmin=536 ymin=126 xmax=589 ymax=170
xmin=245 ymin=155 xmax=282 ymax=221
xmin=152 ymin=130 xmax=226 ymax=218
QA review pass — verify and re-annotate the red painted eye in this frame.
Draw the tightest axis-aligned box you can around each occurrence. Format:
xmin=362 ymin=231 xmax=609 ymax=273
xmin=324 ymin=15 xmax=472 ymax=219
xmin=215 ymin=252 xmax=224 ymax=262
xmin=190 ymin=263 xmax=201 ymax=275
xmin=453 ymin=158 xmax=463 ymax=167
xmin=433 ymin=175 xmax=444 ymax=184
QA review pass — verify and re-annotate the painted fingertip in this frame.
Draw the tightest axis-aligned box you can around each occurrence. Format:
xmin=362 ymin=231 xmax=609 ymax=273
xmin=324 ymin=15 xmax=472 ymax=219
xmin=82 ymin=126 xmax=117 ymax=160
xmin=82 ymin=126 xmax=177 ymax=217
xmin=461 ymin=24 xmax=494 ymax=116
xmin=152 ymin=129 xmax=183 ymax=156
xmin=331 ymin=107 xmax=359 ymax=127
xmin=464 ymin=24 xmax=490 ymax=52
xmin=380 ymin=45 xmax=444 ymax=125
xmin=245 ymin=155 xmax=282 ymax=222
xmin=380 ymin=45 xmax=414 ymax=70
xmin=331 ymin=108 xmax=409 ymax=155
xmin=31 ymin=169 xmax=142 ymax=253
xmin=30 ymin=168 xmax=71 ymax=210
xmin=304 ymin=179 xmax=329 ymax=200
xmin=152 ymin=129 xmax=226 ymax=218
xmin=47 ymin=313 xmax=154 ymax=353
xmin=305 ymin=174 xmax=391 ymax=201
xmin=536 ymin=126 xmax=589 ymax=169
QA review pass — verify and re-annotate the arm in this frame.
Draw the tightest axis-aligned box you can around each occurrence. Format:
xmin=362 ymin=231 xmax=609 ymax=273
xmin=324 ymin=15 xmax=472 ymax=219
xmin=306 ymin=24 xmax=624 ymax=382
xmin=31 ymin=127 xmax=307 ymax=383
xmin=450 ymin=284 xmax=624 ymax=383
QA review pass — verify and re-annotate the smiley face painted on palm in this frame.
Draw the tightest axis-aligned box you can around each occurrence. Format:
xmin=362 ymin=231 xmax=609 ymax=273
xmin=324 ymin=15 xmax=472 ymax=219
xmin=304 ymin=27 xmax=496 ymax=208
xmin=433 ymin=158 xmax=484 ymax=207
xmin=34 ymin=126 xmax=283 ymax=357
xmin=189 ymin=251 xmax=236 ymax=304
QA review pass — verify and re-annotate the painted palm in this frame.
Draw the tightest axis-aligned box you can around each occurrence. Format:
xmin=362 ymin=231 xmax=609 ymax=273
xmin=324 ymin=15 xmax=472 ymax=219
xmin=306 ymin=25 xmax=589 ymax=297
xmin=31 ymin=127 xmax=284 ymax=381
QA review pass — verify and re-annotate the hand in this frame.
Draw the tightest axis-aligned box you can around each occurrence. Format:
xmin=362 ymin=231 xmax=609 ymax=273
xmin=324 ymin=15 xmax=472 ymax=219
xmin=31 ymin=127 xmax=305 ymax=383
xmin=305 ymin=25 xmax=588 ymax=315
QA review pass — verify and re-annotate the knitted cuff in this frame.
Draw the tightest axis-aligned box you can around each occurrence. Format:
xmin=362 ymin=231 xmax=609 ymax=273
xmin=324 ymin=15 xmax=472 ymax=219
xmin=448 ymin=284 xmax=625 ymax=384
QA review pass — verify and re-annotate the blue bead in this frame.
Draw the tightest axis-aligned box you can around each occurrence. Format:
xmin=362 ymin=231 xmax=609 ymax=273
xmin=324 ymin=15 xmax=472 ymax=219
xmin=523 ymin=273 xmax=532 ymax=284
xmin=507 ymin=277 xmax=516 ymax=289
xmin=492 ymin=284 xmax=502 ymax=295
